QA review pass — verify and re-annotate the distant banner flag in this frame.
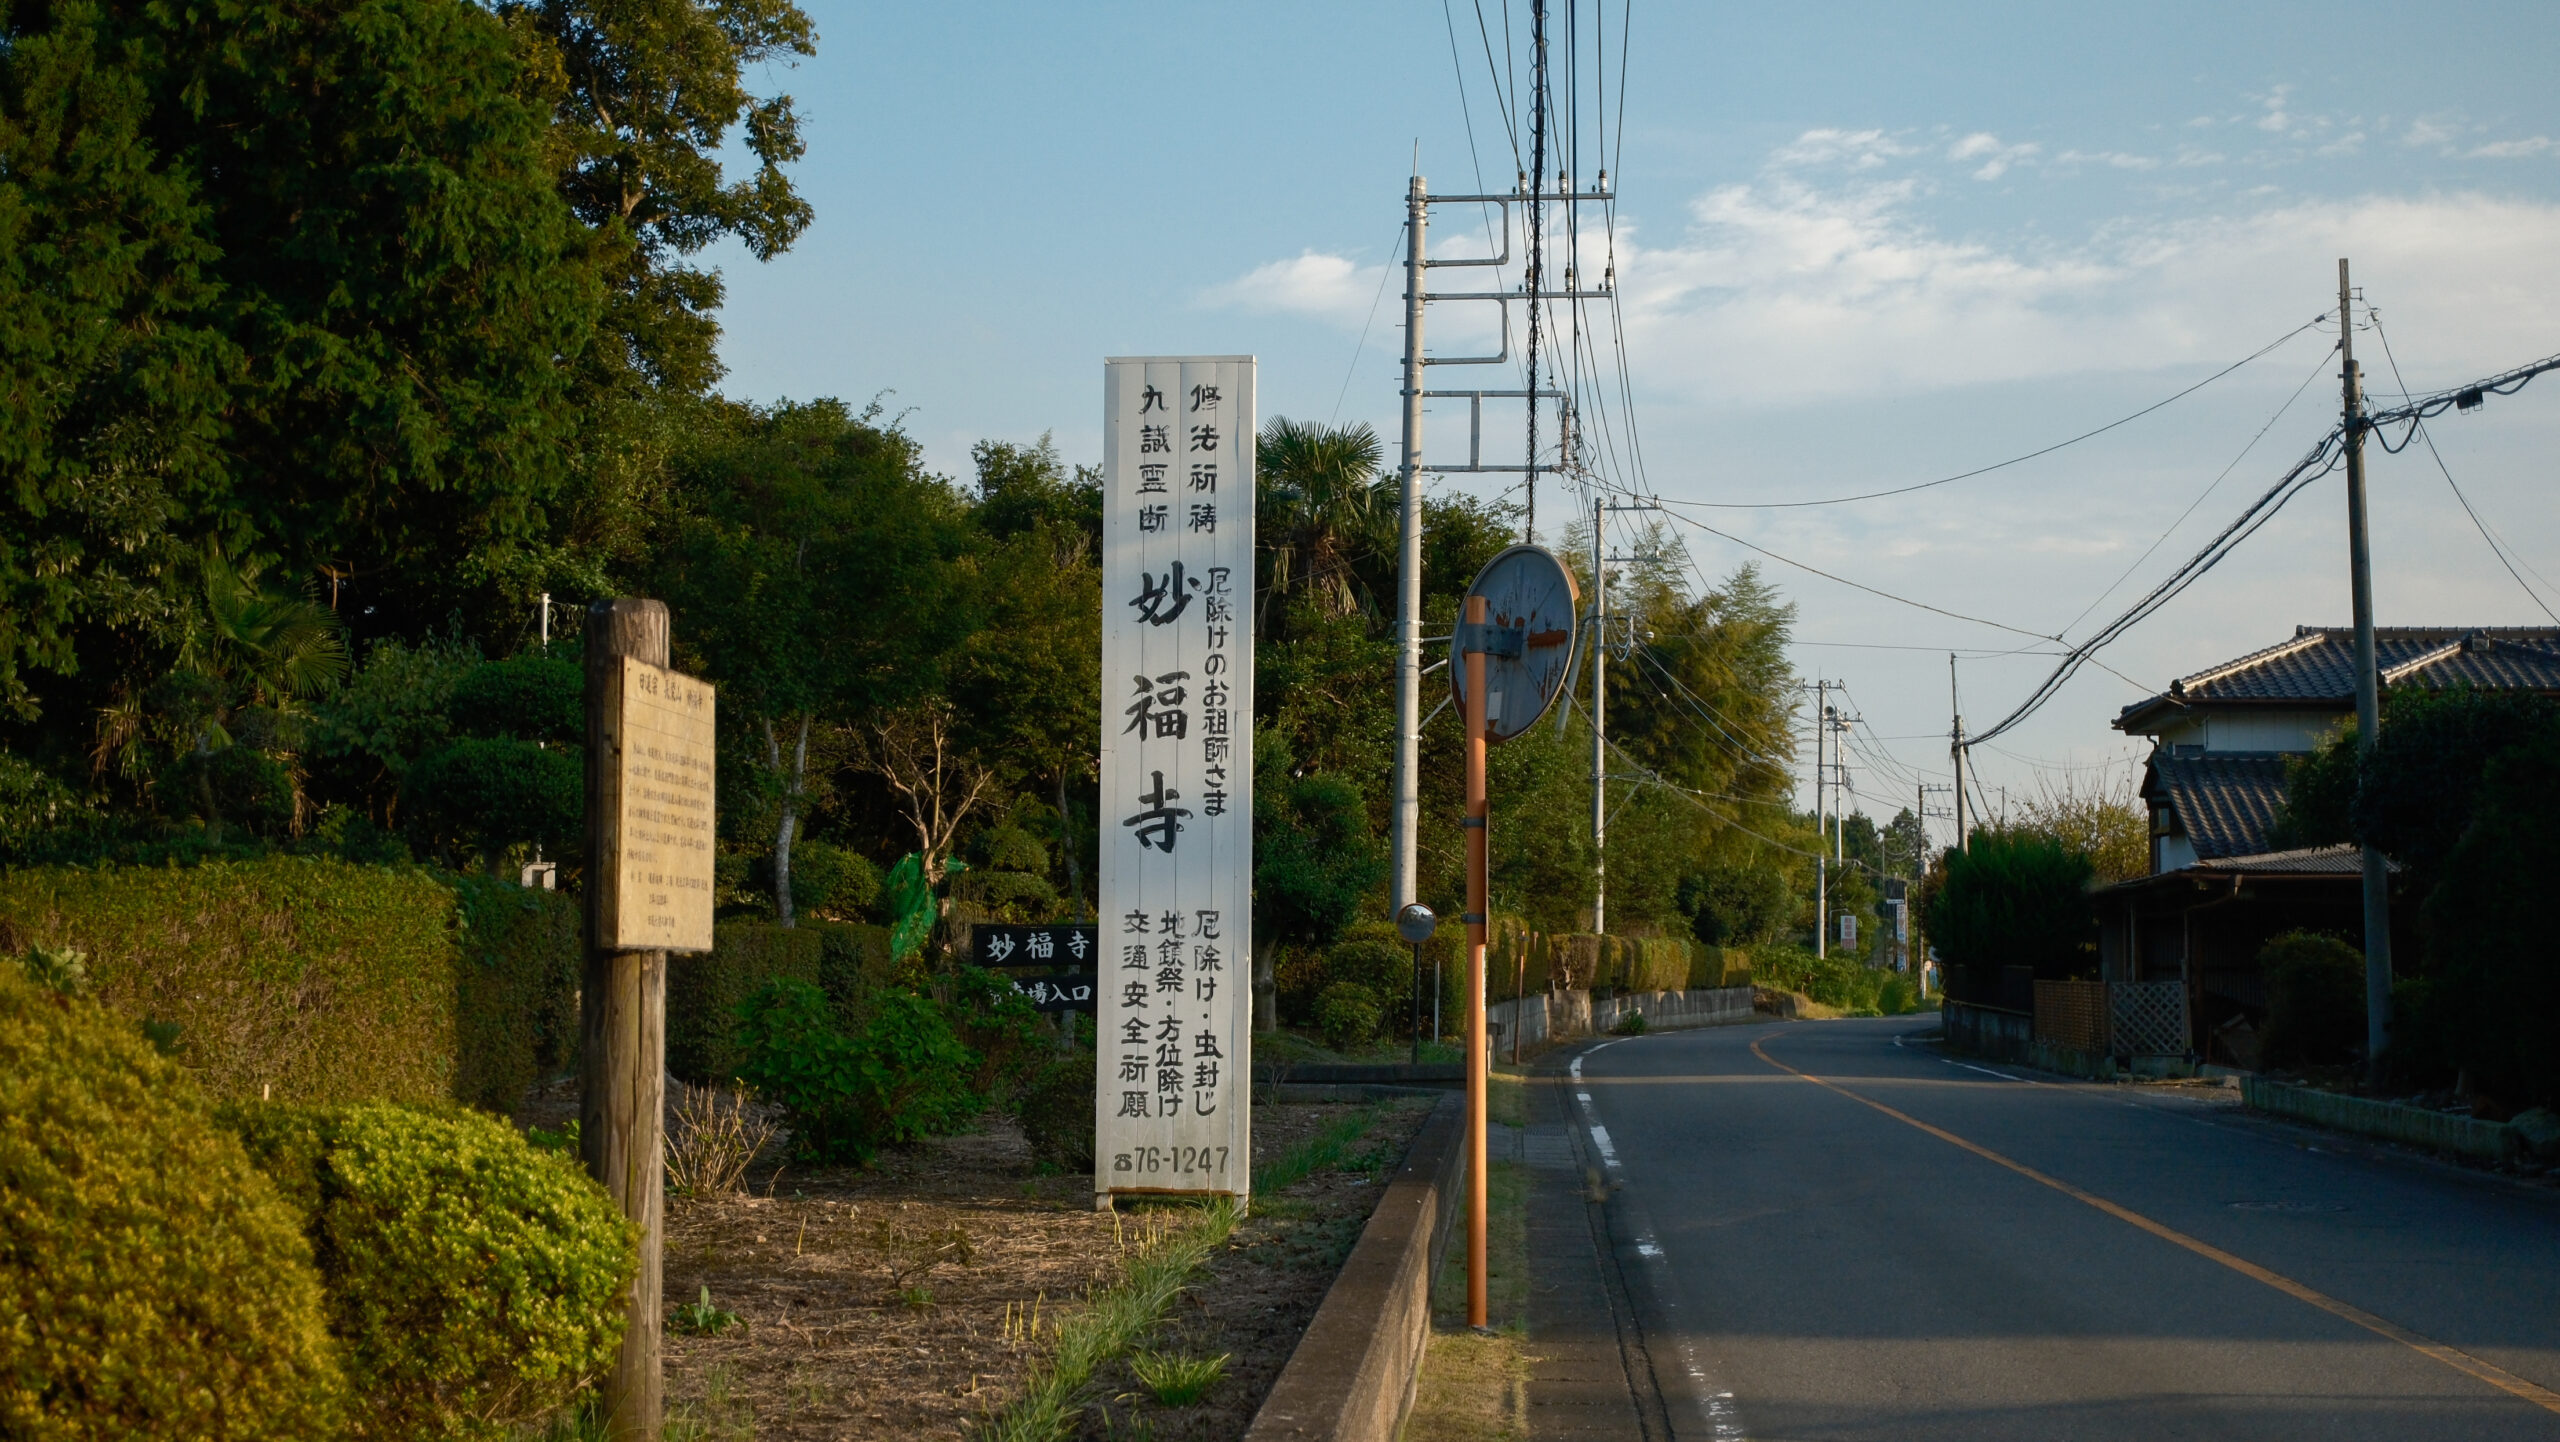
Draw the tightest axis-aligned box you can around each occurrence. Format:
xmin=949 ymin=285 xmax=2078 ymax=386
xmin=1097 ymin=356 xmax=1255 ymax=1206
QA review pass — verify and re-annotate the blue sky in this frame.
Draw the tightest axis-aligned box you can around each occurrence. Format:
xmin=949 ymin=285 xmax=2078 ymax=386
xmin=707 ymin=2 xmax=2560 ymax=837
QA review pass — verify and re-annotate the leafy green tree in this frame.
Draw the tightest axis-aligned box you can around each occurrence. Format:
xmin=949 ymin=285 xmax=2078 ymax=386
xmin=0 ymin=0 xmax=230 ymax=719
xmin=2411 ymin=730 xmax=2560 ymax=1106
xmin=947 ymin=439 xmax=1103 ymax=911
xmin=499 ymin=0 xmax=815 ymax=395
xmin=138 ymin=0 xmax=602 ymax=630
xmin=1254 ymin=731 xmax=1388 ymax=950
xmin=654 ymin=400 xmax=975 ymax=921
xmin=2352 ymin=686 xmax=2558 ymax=894
xmin=1881 ymin=807 xmax=1929 ymax=879
xmin=1679 ymin=861 xmax=1793 ymax=946
xmin=1924 ymin=830 xmax=2096 ymax=997
xmin=1257 ymin=418 xmax=1390 ymax=623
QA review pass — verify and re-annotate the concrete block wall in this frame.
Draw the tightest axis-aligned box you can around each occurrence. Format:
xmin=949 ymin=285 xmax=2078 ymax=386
xmin=1490 ymin=986 xmax=1755 ymax=1052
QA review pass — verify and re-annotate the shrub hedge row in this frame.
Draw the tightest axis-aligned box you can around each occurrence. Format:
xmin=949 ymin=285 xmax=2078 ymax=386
xmin=1 ymin=959 xmax=634 ymax=1440
xmin=0 ymin=960 xmax=345 ymax=1441
xmin=0 ymin=858 xmax=578 ymax=1111
xmin=0 ymin=860 xmax=911 ymax=1109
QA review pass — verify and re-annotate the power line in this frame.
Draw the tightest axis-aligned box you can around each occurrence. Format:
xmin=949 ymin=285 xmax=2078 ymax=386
xmin=1653 ymin=506 xmax=2063 ymax=643
xmin=2367 ymin=313 xmax=2560 ymax=625
xmin=2051 ymin=340 xmax=2339 ymax=640
xmin=1663 ymin=317 xmax=2327 ymax=509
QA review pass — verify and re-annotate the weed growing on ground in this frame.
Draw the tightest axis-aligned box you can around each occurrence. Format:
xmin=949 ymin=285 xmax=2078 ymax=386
xmin=670 ymin=1286 xmax=740 ymax=1337
xmin=666 ymin=1084 xmax=778 ymax=1197
xmin=970 ymin=1199 xmax=1240 ymax=1442
xmin=1126 ymin=1348 xmax=1229 ymax=1406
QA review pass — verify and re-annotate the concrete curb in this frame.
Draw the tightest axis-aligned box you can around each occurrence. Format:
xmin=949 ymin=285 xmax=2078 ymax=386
xmin=1242 ymin=1091 xmax=1467 ymax=1442
xmin=2242 ymin=1075 xmax=2520 ymax=1161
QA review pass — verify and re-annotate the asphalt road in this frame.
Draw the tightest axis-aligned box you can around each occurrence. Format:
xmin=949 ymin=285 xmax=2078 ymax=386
xmin=1567 ymin=1016 xmax=2560 ymax=1442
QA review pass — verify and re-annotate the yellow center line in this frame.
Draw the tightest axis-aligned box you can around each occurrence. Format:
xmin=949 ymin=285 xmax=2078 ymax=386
xmin=1747 ymin=1035 xmax=2560 ymax=1415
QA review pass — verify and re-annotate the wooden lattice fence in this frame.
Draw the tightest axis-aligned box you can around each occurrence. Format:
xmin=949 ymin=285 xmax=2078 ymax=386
xmin=2032 ymin=979 xmax=2110 ymax=1054
xmin=2110 ymin=980 xmax=2189 ymax=1058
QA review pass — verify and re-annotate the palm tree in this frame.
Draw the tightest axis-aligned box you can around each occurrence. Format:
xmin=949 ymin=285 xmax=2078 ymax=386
xmin=1257 ymin=418 xmax=1390 ymax=621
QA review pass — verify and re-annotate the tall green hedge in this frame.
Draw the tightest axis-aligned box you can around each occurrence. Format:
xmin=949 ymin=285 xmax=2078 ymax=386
xmin=666 ymin=921 xmax=823 ymax=1084
xmin=0 ymin=858 xmax=578 ymax=1111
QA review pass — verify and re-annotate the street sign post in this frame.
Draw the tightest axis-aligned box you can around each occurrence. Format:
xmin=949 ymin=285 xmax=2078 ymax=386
xmin=1454 ymin=546 xmax=1579 ymax=1327
xmin=1096 ymin=356 xmax=1257 ymax=1210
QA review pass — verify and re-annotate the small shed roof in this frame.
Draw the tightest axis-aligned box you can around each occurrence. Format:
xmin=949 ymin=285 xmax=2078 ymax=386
xmin=2143 ymin=751 xmax=2289 ymax=860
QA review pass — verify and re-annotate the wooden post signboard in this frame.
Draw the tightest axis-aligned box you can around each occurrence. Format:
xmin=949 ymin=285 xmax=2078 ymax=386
xmin=595 ymin=655 xmax=716 ymax=953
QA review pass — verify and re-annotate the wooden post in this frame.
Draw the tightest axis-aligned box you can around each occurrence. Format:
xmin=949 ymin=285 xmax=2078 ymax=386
xmin=583 ymin=598 xmax=668 ymax=1439
xmin=1462 ymin=593 xmax=1491 ymax=1330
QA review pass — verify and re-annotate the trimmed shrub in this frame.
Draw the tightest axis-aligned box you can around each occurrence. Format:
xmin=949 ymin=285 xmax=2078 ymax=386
xmin=1315 ymin=980 xmax=1382 ymax=1052
xmin=0 ymin=858 xmax=458 ymax=1103
xmin=1925 ymin=831 xmax=2096 ymax=992
xmin=2258 ymin=932 xmax=2366 ymax=1070
xmin=221 ymin=1102 xmax=635 ymax=1439
xmin=1020 ymin=1047 xmax=1097 ymax=1171
xmin=735 ymin=979 xmax=984 ymax=1163
xmin=400 ymin=738 xmax=582 ymax=867
xmin=1324 ymin=936 xmax=1410 ymax=1003
xmin=0 ymin=961 xmax=345 ymax=1440
xmin=808 ymin=919 xmax=896 ymax=1024
xmin=667 ymin=921 xmax=824 ymax=1083
xmin=449 ymin=875 xmax=582 ymax=1112
xmin=1690 ymin=944 xmax=1751 ymax=990
xmin=0 ymin=858 xmax=579 ymax=1112
xmin=445 ymin=654 xmax=581 ymax=745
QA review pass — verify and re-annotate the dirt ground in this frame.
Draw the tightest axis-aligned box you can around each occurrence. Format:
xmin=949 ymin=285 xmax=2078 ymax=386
xmin=526 ymin=1085 xmax=1435 ymax=1440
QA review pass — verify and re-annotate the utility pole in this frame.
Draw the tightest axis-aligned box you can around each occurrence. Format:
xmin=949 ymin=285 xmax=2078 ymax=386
xmin=1591 ymin=494 xmax=1606 ymax=936
xmin=2340 ymin=257 xmax=2394 ymax=1083
xmin=1949 ymin=654 xmax=1970 ymax=854
xmin=1389 ymin=175 xmax=1429 ymax=918
xmin=1815 ymin=678 xmax=1828 ymax=958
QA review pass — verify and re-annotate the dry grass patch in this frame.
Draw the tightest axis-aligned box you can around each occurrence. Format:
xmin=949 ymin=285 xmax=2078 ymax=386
xmin=1403 ymin=1145 xmax=1529 ymax=1442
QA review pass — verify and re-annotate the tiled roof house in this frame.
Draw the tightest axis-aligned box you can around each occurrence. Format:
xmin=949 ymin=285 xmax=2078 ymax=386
xmin=2091 ymin=626 xmax=2560 ymax=1059
xmin=2114 ymin=626 xmax=2560 ymax=870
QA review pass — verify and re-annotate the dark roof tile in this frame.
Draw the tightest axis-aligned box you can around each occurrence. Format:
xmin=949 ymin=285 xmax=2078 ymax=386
xmin=2146 ymin=751 xmax=2290 ymax=860
xmin=2119 ymin=627 xmax=2560 ymax=732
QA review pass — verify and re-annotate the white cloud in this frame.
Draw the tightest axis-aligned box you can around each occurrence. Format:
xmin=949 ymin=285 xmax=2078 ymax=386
xmin=2056 ymin=149 xmax=2162 ymax=172
xmin=2255 ymin=85 xmax=2294 ymax=134
xmin=2472 ymin=136 xmax=2559 ymax=159
xmin=1948 ymin=132 xmax=2040 ymax=181
xmin=1195 ymin=251 xmax=1386 ymax=326
xmin=2403 ymin=115 xmax=2458 ymax=148
xmin=1770 ymin=127 xmax=1917 ymax=171
xmin=1602 ymin=179 xmax=2560 ymax=406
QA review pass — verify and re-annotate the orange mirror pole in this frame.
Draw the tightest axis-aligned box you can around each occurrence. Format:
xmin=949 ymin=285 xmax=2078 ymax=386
xmin=1463 ymin=593 xmax=1491 ymax=1329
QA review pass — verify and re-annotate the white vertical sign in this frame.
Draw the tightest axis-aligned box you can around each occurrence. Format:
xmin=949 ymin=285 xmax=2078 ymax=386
xmin=1096 ymin=356 xmax=1255 ymax=1206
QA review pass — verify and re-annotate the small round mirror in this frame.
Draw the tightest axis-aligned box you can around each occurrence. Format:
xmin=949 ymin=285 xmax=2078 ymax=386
xmin=1395 ymin=902 xmax=1438 ymax=945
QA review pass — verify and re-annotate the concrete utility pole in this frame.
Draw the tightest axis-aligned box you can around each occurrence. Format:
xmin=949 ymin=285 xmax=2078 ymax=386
xmin=2339 ymin=257 xmax=2394 ymax=1083
xmin=1950 ymin=654 xmax=1970 ymax=854
xmin=1815 ymin=678 xmax=1828 ymax=958
xmin=1591 ymin=494 xmax=1606 ymax=936
xmin=1390 ymin=175 xmax=1429 ymax=919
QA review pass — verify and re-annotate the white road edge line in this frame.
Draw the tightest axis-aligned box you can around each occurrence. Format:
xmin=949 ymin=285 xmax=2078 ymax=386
xmin=1588 ymin=1123 xmax=1621 ymax=1168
